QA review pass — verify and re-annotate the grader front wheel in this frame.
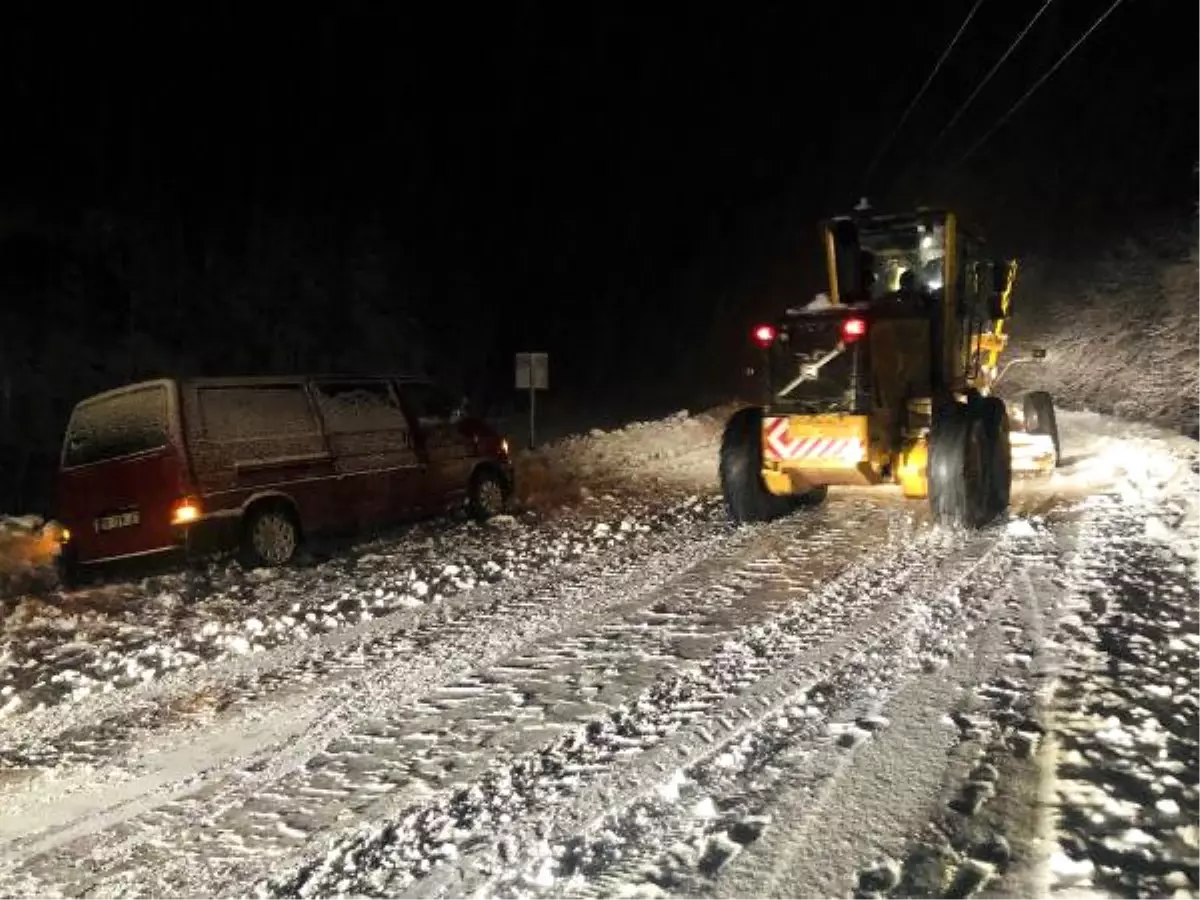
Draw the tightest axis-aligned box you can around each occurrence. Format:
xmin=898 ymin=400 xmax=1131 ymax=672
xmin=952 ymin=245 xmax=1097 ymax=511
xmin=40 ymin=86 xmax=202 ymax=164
xmin=1023 ymin=391 xmax=1061 ymax=466
xmin=928 ymin=404 xmax=994 ymax=528
xmin=979 ymin=396 xmax=1012 ymax=517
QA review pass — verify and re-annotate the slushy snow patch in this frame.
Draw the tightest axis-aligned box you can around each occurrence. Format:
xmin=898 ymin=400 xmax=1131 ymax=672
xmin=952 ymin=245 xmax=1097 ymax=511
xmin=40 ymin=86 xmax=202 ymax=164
xmin=1006 ymin=518 xmax=1037 ymax=537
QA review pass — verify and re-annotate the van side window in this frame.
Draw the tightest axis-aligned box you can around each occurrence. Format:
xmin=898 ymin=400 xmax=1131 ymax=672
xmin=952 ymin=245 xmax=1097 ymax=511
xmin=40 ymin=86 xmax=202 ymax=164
xmin=63 ymin=385 xmax=169 ymax=467
xmin=314 ymin=381 xmax=409 ymax=434
xmin=199 ymin=386 xmax=316 ymax=440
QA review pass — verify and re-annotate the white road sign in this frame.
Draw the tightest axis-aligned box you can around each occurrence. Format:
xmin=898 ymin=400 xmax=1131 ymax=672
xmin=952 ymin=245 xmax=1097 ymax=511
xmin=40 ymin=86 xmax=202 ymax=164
xmin=515 ymin=352 xmax=549 ymax=390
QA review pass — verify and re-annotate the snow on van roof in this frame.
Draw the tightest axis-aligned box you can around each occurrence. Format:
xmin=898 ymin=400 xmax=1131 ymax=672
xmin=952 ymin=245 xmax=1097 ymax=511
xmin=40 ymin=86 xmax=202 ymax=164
xmin=72 ymin=374 xmax=432 ymax=407
xmin=72 ymin=379 xmax=174 ymax=409
xmin=183 ymin=374 xmax=429 ymax=387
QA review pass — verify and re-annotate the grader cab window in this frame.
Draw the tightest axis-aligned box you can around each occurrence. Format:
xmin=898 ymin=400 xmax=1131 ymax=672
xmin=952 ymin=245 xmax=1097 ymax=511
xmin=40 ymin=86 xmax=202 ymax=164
xmin=831 ymin=217 xmax=946 ymax=304
xmin=864 ymin=223 xmax=945 ymax=301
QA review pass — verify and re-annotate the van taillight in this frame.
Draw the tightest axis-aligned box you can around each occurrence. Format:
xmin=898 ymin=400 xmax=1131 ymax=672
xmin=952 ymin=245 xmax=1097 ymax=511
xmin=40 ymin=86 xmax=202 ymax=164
xmin=171 ymin=497 xmax=202 ymax=525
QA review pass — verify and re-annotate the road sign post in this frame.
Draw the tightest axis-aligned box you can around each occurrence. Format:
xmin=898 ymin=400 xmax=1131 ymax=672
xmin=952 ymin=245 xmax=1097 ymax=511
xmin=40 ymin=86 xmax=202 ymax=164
xmin=515 ymin=352 xmax=548 ymax=449
xmin=1190 ymin=157 xmax=1200 ymax=224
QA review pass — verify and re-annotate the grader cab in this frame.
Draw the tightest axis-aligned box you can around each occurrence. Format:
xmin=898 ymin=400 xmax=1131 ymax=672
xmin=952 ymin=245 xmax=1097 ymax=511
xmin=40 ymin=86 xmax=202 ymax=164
xmin=721 ymin=208 xmax=1059 ymax=527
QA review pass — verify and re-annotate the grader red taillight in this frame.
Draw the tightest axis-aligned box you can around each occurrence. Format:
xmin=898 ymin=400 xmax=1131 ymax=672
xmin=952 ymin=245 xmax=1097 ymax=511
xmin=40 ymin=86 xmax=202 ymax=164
xmin=841 ymin=317 xmax=868 ymax=343
xmin=754 ymin=317 xmax=866 ymax=348
xmin=752 ymin=324 xmax=777 ymax=347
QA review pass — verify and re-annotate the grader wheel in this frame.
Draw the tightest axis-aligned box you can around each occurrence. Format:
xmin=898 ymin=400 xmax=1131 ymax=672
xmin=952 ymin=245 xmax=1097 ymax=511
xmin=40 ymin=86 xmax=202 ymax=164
xmin=979 ymin=396 xmax=1013 ymax=516
xmin=1023 ymin=391 xmax=1061 ymax=466
xmin=719 ymin=407 xmax=825 ymax=525
xmin=928 ymin=403 xmax=995 ymax=528
xmin=719 ymin=407 xmax=795 ymax=524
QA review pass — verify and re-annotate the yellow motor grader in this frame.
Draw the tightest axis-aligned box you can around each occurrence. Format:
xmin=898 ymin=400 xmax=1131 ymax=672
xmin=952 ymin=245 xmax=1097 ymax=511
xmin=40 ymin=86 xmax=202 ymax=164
xmin=721 ymin=208 xmax=1059 ymax=527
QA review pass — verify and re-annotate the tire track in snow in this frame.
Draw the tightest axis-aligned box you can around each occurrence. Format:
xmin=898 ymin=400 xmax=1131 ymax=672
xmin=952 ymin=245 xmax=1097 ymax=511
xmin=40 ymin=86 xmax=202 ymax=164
xmin=0 ymin=498 xmax=735 ymax=773
xmin=0 ymin=498 xmax=717 ymax=753
xmin=260 ymin=508 xmax=1045 ymax=900
xmin=694 ymin=527 xmax=1056 ymax=900
xmin=420 ymin=524 xmax=1023 ymax=900
xmin=8 ymin=498 xmax=916 ymax=898
xmin=0 ymin=496 xmax=878 ymax=896
xmin=0 ymin=502 xmax=732 ymax=864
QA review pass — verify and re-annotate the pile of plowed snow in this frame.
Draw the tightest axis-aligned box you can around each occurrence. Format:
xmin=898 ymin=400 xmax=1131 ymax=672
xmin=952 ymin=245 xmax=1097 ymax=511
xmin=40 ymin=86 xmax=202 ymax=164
xmin=514 ymin=404 xmax=738 ymax=509
xmin=0 ymin=516 xmax=62 ymax=595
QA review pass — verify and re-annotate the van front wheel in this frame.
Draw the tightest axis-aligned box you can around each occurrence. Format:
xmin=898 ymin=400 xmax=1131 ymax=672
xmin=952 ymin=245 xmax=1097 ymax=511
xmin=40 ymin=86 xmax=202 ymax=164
xmin=468 ymin=468 xmax=510 ymax=521
xmin=242 ymin=506 xmax=300 ymax=567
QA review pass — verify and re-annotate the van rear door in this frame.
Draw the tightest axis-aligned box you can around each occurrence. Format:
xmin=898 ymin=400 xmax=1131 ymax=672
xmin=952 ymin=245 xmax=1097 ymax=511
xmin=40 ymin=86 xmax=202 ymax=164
xmin=57 ymin=381 xmax=190 ymax=564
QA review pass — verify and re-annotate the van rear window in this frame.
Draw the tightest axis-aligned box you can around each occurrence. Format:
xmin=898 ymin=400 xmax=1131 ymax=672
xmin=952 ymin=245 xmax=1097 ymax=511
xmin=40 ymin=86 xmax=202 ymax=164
xmin=198 ymin=386 xmax=316 ymax=440
xmin=64 ymin=385 xmax=169 ymax=468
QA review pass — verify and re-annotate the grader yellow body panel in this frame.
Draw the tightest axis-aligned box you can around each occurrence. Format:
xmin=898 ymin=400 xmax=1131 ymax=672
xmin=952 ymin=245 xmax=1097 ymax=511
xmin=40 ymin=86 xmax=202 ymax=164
xmin=760 ymin=413 xmax=879 ymax=492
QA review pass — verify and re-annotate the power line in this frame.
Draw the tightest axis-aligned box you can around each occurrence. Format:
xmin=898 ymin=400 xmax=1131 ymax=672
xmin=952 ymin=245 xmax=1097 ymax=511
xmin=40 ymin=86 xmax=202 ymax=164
xmin=861 ymin=0 xmax=985 ymax=189
xmin=952 ymin=0 xmax=1126 ymax=170
xmin=883 ymin=0 xmax=1055 ymax=200
xmin=931 ymin=0 xmax=1056 ymax=150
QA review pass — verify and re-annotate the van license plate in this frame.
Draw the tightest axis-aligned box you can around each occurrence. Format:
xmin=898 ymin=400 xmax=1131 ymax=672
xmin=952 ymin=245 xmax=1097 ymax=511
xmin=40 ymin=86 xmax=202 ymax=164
xmin=97 ymin=511 xmax=140 ymax=531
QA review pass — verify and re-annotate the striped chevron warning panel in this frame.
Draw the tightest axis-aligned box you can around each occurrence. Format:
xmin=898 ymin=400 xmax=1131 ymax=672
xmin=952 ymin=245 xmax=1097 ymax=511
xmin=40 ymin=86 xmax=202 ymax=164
xmin=763 ymin=416 xmax=864 ymax=462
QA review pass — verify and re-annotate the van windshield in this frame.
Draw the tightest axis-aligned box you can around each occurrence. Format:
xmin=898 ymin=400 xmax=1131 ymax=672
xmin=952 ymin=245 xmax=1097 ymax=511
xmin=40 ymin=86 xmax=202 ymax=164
xmin=63 ymin=384 xmax=170 ymax=468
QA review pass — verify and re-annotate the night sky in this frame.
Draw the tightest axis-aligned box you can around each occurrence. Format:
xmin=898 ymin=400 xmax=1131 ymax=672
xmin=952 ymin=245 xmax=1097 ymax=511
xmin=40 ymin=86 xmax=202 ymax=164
xmin=0 ymin=1 xmax=1194 ymax=417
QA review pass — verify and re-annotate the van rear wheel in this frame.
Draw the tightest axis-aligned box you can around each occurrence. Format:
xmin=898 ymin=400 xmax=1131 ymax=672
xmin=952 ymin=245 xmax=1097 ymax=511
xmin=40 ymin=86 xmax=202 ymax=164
xmin=242 ymin=506 xmax=299 ymax=567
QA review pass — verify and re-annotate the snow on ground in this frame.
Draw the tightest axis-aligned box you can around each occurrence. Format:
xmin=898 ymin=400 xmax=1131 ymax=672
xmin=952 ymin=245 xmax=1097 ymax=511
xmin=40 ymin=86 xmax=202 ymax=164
xmin=0 ymin=402 xmax=1194 ymax=900
xmin=0 ymin=516 xmax=62 ymax=596
xmin=0 ymin=407 xmax=735 ymax=722
xmin=0 ymin=500 xmax=722 ymax=723
xmin=513 ymin=404 xmax=737 ymax=509
xmin=1037 ymin=478 xmax=1199 ymax=896
xmin=1001 ymin=228 xmax=1199 ymax=439
xmin=262 ymin=410 xmax=1197 ymax=900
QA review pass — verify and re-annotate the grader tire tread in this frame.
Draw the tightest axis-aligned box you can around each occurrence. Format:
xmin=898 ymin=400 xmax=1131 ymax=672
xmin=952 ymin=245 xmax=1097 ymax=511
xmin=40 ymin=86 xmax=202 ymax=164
xmin=720 ymin=406 xmax=797 ymax=525
xmin=928 ymin=403 xmax=993 ymax=529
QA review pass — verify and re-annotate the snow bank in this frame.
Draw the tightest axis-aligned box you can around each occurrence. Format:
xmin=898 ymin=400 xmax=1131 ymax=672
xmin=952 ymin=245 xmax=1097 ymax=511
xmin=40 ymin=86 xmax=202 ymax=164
xmin=0 ymin=516 xmax=62 ymax=595
xmin=1003 ymin=228 xmax=1198 ymax=437
xmin=514 ymin=404 xmax=737 ymax=509
xmin=1052 ymin=411 xmax=1199 ymax=570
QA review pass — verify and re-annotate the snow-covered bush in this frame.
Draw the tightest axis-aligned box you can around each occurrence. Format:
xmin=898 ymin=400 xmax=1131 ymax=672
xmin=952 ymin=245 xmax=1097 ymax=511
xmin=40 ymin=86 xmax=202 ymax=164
xmin=1002 ymin=225 xmax=1199 ymax=437
xmin=0 ymin=515 xmax=61 ymax=597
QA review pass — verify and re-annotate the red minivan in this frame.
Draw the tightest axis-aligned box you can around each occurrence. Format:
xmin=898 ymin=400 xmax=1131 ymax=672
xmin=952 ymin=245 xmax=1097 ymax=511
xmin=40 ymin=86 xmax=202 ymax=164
xmin=56 ymin=375 xmax=513 ymax=572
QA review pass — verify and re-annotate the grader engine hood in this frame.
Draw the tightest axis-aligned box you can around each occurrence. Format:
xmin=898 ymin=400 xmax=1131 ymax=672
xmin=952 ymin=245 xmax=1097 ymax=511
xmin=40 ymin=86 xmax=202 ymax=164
xmin=754 ymin=302 xmax=938 ymax=494
xmin=754 ymin=308 xmax=882 ymax=493
xmin=767 ymin=309 xmax=873 ymax=415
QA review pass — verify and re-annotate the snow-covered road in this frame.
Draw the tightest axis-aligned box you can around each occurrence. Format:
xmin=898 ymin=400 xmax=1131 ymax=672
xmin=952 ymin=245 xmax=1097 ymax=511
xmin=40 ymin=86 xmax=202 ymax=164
xmin=0 ymin=406 xmax=1195 ymax=899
